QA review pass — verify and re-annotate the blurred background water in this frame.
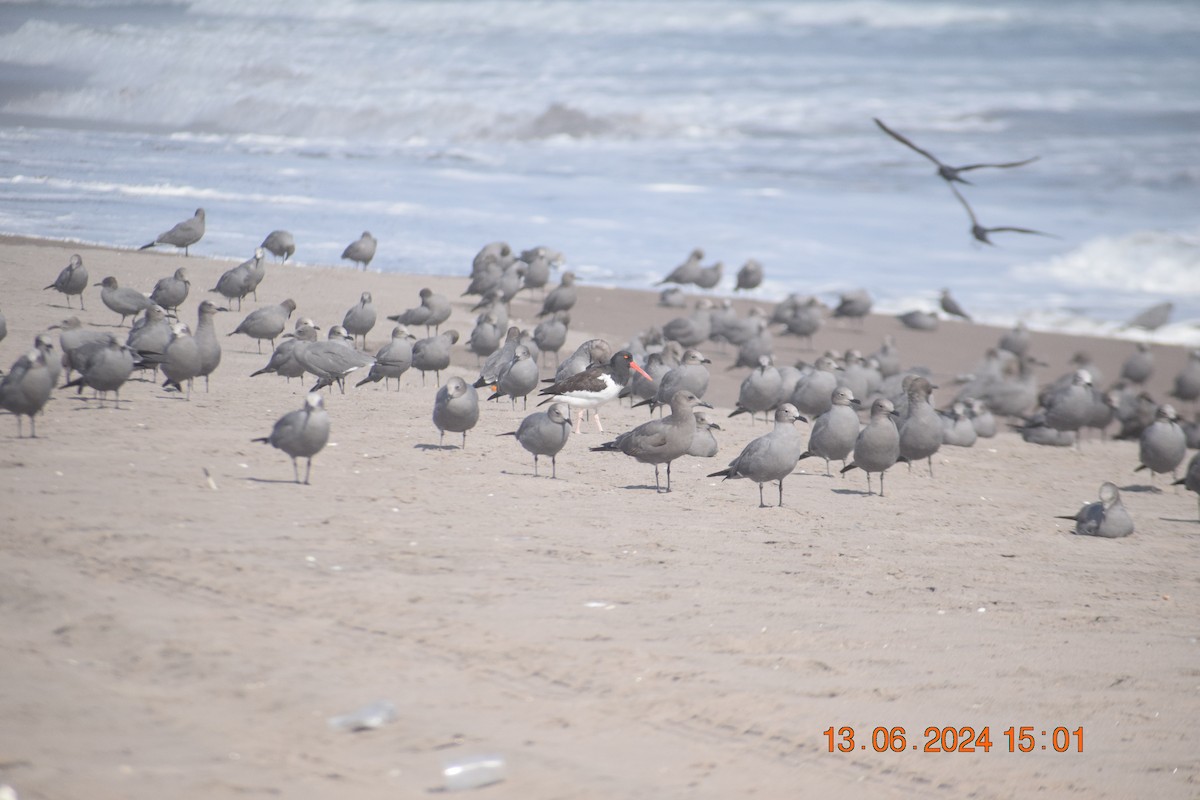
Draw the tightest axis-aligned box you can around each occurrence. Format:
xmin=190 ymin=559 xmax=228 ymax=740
xmin=1 ymin=0 xmax=1197 ymax=340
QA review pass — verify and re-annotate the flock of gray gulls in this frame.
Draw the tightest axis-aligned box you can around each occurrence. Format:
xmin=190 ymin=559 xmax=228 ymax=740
xmin=2 ymin=171 xmax=1197 ymax=536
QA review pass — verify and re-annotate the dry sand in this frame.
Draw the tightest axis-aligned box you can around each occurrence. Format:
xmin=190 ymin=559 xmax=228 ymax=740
xmin=1 ymin=235 xmax=1198 ymax=799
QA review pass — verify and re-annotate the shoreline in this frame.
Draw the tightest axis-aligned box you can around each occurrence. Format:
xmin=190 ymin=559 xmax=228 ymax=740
xmin=4 ymin=230 xmax=1197 ymax=350
xmin=1 ymin=235 xmax=1198 ymax=799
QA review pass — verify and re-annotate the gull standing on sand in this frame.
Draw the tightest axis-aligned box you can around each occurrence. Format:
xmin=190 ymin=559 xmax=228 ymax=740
xmin=591 ymin=390 xmax=709 ymax=493
xmin=468 ymin=312 xmax=502 ymax=360
xmin=789 ymin=356 xmax=840 ymax=418
xmin=552 ymin=339 xmax=612 ymax=384
xmin=663 ymin=299 xmax=715 ymax=348
xmin=295 ymin=327 xmax=374 ymax=393
xmin=158 ymin=322 xmax=203 ymax=398
xmin=659 ymin=287 xmax=687 ymax=308
xmin=251 ymin=320 xmax=319 ymax=381
xmin=729 ymin=328 xmax=774 ymax=371
xmin=975 ymin=354 xmax=1040 ymax=418
xmin=140 ymin=208 xmax=205 ymax=255
xmin=1120 ymin=343 xmax=1154 ymax=385
xmin=1171 ymin=453 xmax=1200 ymax=521
xmin=1169 ymin=349 xmax=1200 ymax=403
xmin=342 ymin=291 xmax=377 ymax=349
xmin=833 ymin=289 xmax=872 ymax=327
xmin=539 ymin=351 xmax=652 ymax=434
xmin=837 ymin=351 xmax=877 ymax=400
xmin=872 ymin=335 xmax=901 ymax=378
xmin=998 ymin=322 xmax=1030 ymax=357
xmin=728 ymin=355 xmax=784 ymax=423
xmin=735 ymin=259 xmax=764 ymax=291
xmin=432 ymin=376 xmax=479 ymax=448
xmin=95 ymin=276 xmax=154 ymax=326
xmin=240 ymin=248 xmax=269 ymax=302
xmin=899 ymin=376 xmax=943 ymax=475
xmin=261 ymin=230 xmax=295 ymax=262
xmin=194 ymin=300 xmax=223 ymax=390
xmin=1056 ymin=482 xmax=1133 ymax=538
xmin=228 ymin=298 xmax=297 ymax=353
xmin=636 ymin=348 xmax=711 ymax=413
xmin=693 ymin=261 xmax=723 ymax=290
xmin=688 ymin=411 xmax=722 ymax=458
xmin=489 ymin=345 xmax=540 ymax=409
xmin=714 ymin=305 xmax=768 ymax=349
xmin=770 ymin=293 xmax=805 ymax=325
xmin=520 ymin=252 xmax=553 ymax=294
xmin=489 ymin=262 xmax=526 ymax=305
xmin=1014 ymin=419 xmax=1076 ymax=448
xmin=0 ymin=337 xmax=57 ymax=436
xmin=841 ymin=398 xmax=901 ymax=496
xmin=63 ymin=334 xmax=135 ymax=407
xmin=538 ymin=271 xmax=577 ymax=317
xmin=625 ymin=351 xmax=669 ymax=405
xmin=411 ymin=330 xmax=459 ymax=386
xmin=939 ymin=289 xmax=972 ymax=321
xmin=125 ymin=305 xmax=173 ymax=377
xmin=356 ymin=326 xmax=414 ymax=390
xmin=897 ymin=310 xmax=938 ymax=331
xmin=533 ymin=311 xmax=569 ymax=367
xmin=1041 ymin=369 xmax=1095 ymax=439
xmin=797 ymin=387 xmax=861 ymax=477
xmin=52 ymin=316 xmax=108 ymax=381
xmin=209 ymin=254 xmax=254 ymax=311
xmin=499 ymin=402 xmax=572 ymax=478
xmin=45 ymin=254 xmax=88 ymax=309
xmin=707 ymin=299 xmax=737 ymax=346
xmin=782 ymin=297 xmax=823 ymax=350
xmin=475 ymin=327 xmax=521 ymax=389
xmin=873 ymin=118 xmax=1039 ymax=185
xmin=389 ymin=288 xmax=452 ymax=336
xmin=968 ymin=399 xmax=997 ymax=438
xmin=1135 ymin=404 xmax=1186 ymax=484
xmin=341 ymin=231 xmax=377 ymax=270
xmin=463 ymin=263 xmax=503 ymax=298
xmin=473 ymin=241 xmax=514 ymax=272
xmin=656 ymin=248 xmax=704 ymax=286
xmin=253 ymin=393 xmax=330 ymax=484
xmin=149 ymin=266 xmax=190 ymax=314
xmin=940 ymin=402 xmax=978 ymax=448
xmin=708 ymin=403 xmax=808 ymax=507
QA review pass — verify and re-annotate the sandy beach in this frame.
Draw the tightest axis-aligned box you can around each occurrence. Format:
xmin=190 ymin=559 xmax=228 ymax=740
xmin=1 ymin=235 xmax=1197 ymax=799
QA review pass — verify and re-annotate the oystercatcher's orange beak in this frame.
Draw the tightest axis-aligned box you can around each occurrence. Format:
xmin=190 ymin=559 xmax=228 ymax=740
xmin=630 ymin=360 xmax=652 ymax=381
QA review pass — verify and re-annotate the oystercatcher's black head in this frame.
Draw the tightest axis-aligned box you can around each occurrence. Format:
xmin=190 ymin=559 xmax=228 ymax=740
xmin=611 ymin=351 xmax=653 ymax=384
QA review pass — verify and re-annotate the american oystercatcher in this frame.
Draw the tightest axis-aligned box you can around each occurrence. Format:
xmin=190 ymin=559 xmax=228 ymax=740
xmin=537 ymin=350 xmax=651 ymax=434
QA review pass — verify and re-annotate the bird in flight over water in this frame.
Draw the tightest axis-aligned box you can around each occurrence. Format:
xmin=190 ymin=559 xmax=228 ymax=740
xmin=874 ymin=117 xmax=1039 ymax=185
xmin=949 ymin=184 xmax=1055 ymax=246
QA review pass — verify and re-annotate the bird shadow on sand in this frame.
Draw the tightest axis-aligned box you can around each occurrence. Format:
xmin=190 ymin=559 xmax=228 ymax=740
xmin=1118 ymin=484 xmax=1163 ymax=494
xmin=620 ymin=483 xmax=669 ymax=492
xmin=414 ymin=443 xmax=461 ymax=451
xmin=243 ymin=476 xmax=306 ymax=485
xmin=498 ymin=469 xmax=558 ymax=480
xmin=831 ymin=487 xmax=874 ymax=497
xmin=1160 ymin=516 xmax=1200 ymax=524
xmin=67 ymin=400 xmax=130 ymax=410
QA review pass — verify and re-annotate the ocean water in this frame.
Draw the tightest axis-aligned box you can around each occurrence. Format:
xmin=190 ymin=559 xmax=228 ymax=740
xmin=1 ymin=0 xmax=1198 ymax=342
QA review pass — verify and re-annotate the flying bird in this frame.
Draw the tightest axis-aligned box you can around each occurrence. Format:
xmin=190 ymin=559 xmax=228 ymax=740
xmin=873 ymin=118 xmax=1039 ymax=185
xmin=950 ymin=185 xmax=1055 ymax=246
